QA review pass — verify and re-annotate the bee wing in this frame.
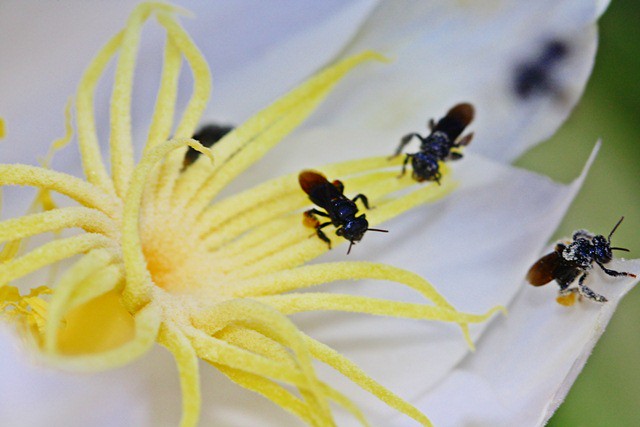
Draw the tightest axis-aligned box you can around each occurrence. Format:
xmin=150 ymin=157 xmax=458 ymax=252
xmin=446 ymin=102 xmax=475 ymax=126
xmin=298 ymin=170 xmax=329 ymax=195
xmin=526 ymin=251 xmax=561 ymax=286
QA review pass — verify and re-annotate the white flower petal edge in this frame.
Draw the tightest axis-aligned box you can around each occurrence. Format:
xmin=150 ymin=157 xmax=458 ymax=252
xmin=289 ymin=142 xmax=603 ymax=426
xmin=302 ymin=0 xmax=609 ymax=163
xmin=414 ymin=261 xmax=640 ymax=427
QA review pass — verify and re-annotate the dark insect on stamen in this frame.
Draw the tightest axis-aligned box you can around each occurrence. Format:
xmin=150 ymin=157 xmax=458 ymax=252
xmin=299 ymin=170 xmax=387 ymax=254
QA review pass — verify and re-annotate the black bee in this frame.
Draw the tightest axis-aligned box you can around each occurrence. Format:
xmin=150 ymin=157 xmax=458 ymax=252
xmin=299 ymin=170 xmax=387 ymax=254
xmin=392 ymin=103 xmax=475 ymax=184
xmin=513 ymin=39 xmax=568 ymax=100
xmin=183 ymin=123 xmax=233 ymax=169
xmin=527 ymin=217 xmax=636 ymax=304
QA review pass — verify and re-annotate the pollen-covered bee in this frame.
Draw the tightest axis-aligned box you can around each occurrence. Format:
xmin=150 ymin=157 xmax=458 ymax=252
xmin=299 ymin=170 xmax=387 ymax=254
xmin=183 ymin=123 xmax=233 ymax=169
xmin=392 ymin=103 xmax=474 ymax=184
xmin=527 ymin=217 xmax=636 ymax=305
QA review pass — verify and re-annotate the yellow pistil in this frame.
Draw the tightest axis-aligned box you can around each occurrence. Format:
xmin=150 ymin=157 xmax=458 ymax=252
xmin=0 ymin=3 xmax=501 ymax=426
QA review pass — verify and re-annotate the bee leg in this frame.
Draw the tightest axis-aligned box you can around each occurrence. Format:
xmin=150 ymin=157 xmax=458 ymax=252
xmin=428 ymin=118 xmax=436 ymax=131
xmin=558 ymin=287 xmax=579 ymax=296
xmin=315 ymin=221 xmax=333 ymax=249
xmin=398 ymin=154 xmax=411 ymax=178
xmin=446 ymin=151 xmax=464 ymax=161
xmin=391 ymin=133 xmax=421 ymax=158
xmin=433 ymin=170 xmax=442 ymax=186
xmin=305 ymin=208 xmax=330 ymax=219
xmin=596 ymin=261 xmax=637 ymax=279
xmin=577 ymin=273 xmax=608 ymax=303
xmin=351 ymin=194 xmax=370 ymax=210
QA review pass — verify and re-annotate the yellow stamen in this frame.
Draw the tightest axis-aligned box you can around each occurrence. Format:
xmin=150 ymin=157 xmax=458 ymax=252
xmin=153 ymin=9 xmax=213 ymax=206
xmin=0 ymin=207 xmax=118 ymax=244
xmin=0 ymin=165 xmax=118 ymax=216
xmin=158 ymin=322 xmax=201 ymax=427
xmin=121 ymin=138 xmax=213 ymax=312
xmin=0 ymin=233 xmax=116 ymax=286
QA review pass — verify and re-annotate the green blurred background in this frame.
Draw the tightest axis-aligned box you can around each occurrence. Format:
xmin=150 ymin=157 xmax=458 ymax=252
xmin=516 ymin=0 xmax=640 ymax=424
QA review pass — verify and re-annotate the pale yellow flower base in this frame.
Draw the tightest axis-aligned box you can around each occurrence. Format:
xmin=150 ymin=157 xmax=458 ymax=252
xmin=0 ymin=3 xmax=503 ymax=426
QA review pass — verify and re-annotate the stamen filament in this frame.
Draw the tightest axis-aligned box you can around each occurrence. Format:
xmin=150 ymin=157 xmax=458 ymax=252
xmin=153 ymin=10 xmax=212 ymax=206
xmin=158 ymin=322 xmax=201 ymax=427
xmin=190 ymin=299 xmax=331 ymax=415
xmin=196 ymin=155 xmax=404 ymax=236
xmin=177 ymin=52 xmax=385 ymax=216
xmin=109 ymin=3 xmax=155 ymax=197
xmin=304 ymin=334 xmax=433 ymax=427
xmin=258 ymin=293 xmax=503 ymax=324
xmin=142 ymin=38 xmax=181 ymax=219
xmin=0 ymin=233 xmax=116 ymax=286
xmin=216 ymin=365 xmax=320 ymax=426
xmin=76 ymin=32 xmax=123 ymax=197
xmin=0 ymin=207 xmax=118 ymax=244
xmin=0 ymin=165 xmax=119 ymax=217
xmin=184 ymin=326 xmax=312 ymax=388
xmin=217 ymin=325 xmax=370 ymax=426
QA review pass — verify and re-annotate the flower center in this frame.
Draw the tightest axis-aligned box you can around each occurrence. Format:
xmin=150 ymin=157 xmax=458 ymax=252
xmin=141 ymin=205 xmax=228 ymax=296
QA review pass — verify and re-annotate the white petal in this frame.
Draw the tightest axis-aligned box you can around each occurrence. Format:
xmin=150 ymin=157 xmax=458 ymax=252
xmin=290 ymin=139 xmax=599 ymax=425
xmin=0 ymin=326 xmax=177 ymax=427
xmin=412 ymin=258 xmax=639 ymax=427
xmin=186 ymin=0 xmax=379 ymax=122
xmin=0 ymin=1 xmax=133 ymax=165
xmin=305 ymin=0 xmax=606 ymax=162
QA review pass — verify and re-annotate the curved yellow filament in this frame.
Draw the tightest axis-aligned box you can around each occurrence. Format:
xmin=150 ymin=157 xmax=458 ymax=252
xmin=158 ymin=322 xmax=201 ymax=427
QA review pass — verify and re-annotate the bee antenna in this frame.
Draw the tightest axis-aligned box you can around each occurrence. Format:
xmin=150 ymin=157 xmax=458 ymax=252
xmin=367 ymin=228 xmax=389 ymax=233
xmin=607 ymin=216 xmax=625 ymax=242
xmin=610 ymin=247 xmax=630 ymax=252
xmin=347 ymin=241 xmax=354 ymax=255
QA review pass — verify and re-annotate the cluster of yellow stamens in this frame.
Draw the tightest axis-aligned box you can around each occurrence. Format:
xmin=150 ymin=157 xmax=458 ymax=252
xmin=0 ymin=3 xmax=502 ymax=426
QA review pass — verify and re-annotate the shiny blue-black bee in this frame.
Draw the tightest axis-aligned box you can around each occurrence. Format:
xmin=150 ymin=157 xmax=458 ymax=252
xmin=299 ymin=170 xmax=387 ymax=254
xmin=392 ymin=103 xmax=475 ymax=184
xmin=527 ymin=217 xmax=636 ymax=304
